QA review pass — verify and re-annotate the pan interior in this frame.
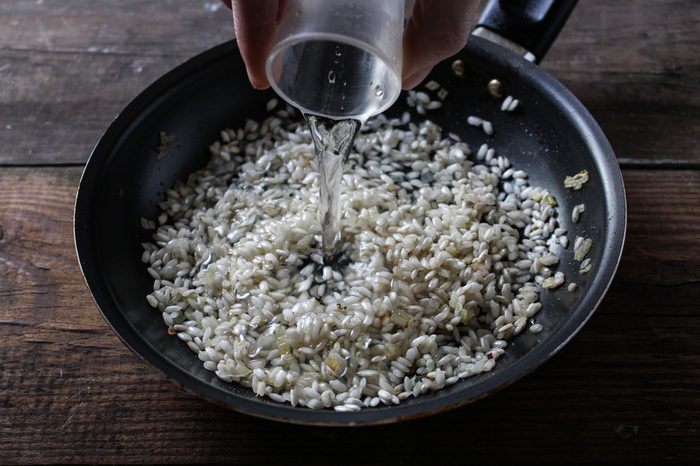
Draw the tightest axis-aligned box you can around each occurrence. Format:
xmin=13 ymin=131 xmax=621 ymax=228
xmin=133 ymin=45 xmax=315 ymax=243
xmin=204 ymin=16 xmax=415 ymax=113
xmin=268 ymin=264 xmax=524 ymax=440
xmin=77 ymin=37 xmax=623 ymax=424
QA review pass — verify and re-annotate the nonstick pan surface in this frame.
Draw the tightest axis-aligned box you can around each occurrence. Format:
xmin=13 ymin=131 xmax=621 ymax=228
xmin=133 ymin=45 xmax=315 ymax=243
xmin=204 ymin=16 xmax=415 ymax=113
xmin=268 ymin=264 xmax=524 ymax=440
xmin=75 ymin=33 xmax=625 ymax=425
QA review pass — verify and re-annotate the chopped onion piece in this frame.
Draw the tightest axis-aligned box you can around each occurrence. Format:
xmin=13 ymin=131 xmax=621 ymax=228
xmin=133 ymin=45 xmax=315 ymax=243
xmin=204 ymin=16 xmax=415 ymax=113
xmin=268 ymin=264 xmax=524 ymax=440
xmin=564 ymin=169 xmax=589 ymax=190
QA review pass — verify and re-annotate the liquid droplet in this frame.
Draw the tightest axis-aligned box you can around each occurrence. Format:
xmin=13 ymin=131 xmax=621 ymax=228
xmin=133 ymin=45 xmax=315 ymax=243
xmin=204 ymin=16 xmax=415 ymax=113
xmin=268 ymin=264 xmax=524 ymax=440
xmin=328 ymin=70 xmax=336 ymax=84
xmin=375 ymin=89 xmax=384 ymax=97
xmin=335 ymin=48 xmax=342 ymax=57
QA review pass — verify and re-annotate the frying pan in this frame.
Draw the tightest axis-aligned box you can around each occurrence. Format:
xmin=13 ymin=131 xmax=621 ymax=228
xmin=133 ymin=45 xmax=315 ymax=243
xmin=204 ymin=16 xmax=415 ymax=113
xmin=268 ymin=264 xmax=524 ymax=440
xmin=74 ymin=0 xmax=626 ymax=425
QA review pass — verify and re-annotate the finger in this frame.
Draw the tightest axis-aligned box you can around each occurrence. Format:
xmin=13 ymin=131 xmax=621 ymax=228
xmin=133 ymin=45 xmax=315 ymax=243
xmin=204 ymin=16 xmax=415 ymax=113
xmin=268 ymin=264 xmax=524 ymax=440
xmin=402 ymin=0 xmax=479 ymax=89
xmin=232 ymin=0 xmax=283 ymax=89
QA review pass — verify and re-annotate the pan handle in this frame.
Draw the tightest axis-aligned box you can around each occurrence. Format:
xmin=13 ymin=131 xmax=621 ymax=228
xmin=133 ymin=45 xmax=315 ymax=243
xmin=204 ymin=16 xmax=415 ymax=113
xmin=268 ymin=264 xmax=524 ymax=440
xmin=473 ymin=0 xmax=578 ymax=63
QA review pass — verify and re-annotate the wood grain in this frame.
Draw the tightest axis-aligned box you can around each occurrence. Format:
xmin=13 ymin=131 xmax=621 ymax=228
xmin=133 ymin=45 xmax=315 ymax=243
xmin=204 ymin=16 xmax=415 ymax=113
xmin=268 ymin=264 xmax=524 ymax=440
xmin=545 ymin=0 xmax=700 ymax=166
xmin=0 ymin=167 xmax=698 ymax=464
xmin=0 ymin=0 xmax=232 ymax=56
xmin=0 ymin=0 xmax=233 ymax=166
xmin=616 ymin=169 xmax=700 ymax=285
xmin=1 ymin=0 xmax=699 ymax=463
xmin=0 ymin=0 xmax=698 ymax=165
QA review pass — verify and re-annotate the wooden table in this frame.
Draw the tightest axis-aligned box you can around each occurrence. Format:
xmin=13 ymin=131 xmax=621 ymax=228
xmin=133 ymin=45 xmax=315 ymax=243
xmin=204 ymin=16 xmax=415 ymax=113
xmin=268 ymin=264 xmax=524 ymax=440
xmin=1 ymin=1 xmax=698 ymax=463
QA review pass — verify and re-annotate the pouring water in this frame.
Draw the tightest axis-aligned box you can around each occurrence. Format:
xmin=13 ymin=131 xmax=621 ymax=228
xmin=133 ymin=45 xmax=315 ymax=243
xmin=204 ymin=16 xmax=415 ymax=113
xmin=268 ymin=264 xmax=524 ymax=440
xmin=263 ymin=0 xmax=405 ymax=263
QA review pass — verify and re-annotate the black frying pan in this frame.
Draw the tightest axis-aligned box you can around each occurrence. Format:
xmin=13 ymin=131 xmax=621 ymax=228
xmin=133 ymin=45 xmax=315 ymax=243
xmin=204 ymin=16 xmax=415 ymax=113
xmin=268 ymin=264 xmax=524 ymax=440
xmin=74 ymin=0 xmax=625 ymax=425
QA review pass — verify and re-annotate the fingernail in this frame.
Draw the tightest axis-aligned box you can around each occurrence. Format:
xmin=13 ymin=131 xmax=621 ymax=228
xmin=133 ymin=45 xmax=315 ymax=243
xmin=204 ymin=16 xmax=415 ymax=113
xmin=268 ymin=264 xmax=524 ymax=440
xmin=402 ymin=66 xmax=432 ymax=90
xmin=247 ymin=73 xmax=270 ymax=90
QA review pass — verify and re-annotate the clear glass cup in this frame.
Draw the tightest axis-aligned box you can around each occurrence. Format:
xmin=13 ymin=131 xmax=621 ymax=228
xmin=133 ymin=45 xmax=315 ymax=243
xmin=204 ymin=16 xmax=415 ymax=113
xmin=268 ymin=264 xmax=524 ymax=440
xmin=265 ymin=0 xmax=405 ymax=120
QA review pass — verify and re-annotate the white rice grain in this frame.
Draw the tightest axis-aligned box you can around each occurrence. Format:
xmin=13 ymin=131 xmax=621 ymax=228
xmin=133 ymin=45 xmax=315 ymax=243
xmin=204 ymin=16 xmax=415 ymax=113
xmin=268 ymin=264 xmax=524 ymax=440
xmin=142 ymin=99 xmax=569 ymax=411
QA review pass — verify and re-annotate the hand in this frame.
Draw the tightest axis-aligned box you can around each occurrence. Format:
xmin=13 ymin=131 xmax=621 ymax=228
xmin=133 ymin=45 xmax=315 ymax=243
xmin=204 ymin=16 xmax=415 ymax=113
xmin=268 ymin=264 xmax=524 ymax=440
xmin=223 ymin=0 xmax=478 ymax=90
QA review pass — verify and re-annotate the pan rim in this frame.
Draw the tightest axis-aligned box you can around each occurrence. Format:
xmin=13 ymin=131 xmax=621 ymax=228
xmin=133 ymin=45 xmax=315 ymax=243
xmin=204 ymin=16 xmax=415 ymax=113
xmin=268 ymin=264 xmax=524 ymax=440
xmin=74 ymin=36 xmax=626 ymax=426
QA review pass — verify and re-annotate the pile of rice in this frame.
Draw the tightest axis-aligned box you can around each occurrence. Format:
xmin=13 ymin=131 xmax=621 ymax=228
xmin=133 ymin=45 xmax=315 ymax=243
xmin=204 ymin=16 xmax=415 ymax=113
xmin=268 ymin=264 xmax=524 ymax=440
xmin=142 ymin=103 xmax=568 ymax=411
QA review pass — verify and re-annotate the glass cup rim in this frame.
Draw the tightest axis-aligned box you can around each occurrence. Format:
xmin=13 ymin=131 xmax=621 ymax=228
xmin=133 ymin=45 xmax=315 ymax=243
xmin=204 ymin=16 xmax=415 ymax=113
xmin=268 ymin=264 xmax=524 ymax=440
xmin=265 ymin=32 xmax=402 ymax=120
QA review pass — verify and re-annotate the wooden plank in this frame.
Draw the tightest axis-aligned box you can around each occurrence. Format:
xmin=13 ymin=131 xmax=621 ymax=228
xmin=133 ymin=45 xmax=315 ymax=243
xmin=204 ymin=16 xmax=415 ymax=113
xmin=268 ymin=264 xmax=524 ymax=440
xmin=616 ymin=169 xmax=700 ymax=285
xmin=0 ymin=49 xmax=206 ymax=167
xmin=0 ymin=0 xmax=233 ymax=166
xmin=545 ymin=0 xmax=700 ymax=167
xmin=0 ymin=0 xmax=698 ymax=165
xmin=0 ymin=167 xmax=698 ymax=463
xmin=0 ymin=0 xmax=232 ymax=56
